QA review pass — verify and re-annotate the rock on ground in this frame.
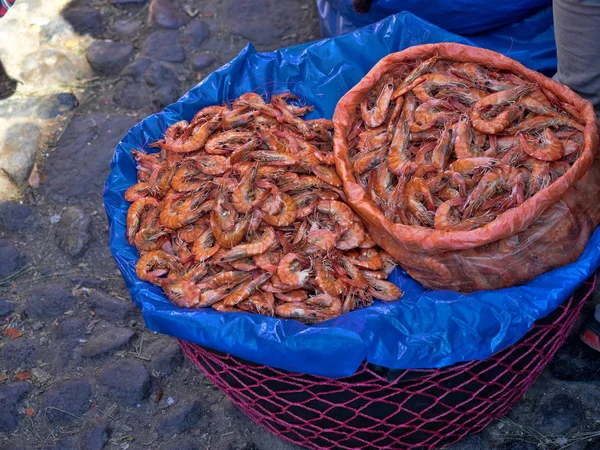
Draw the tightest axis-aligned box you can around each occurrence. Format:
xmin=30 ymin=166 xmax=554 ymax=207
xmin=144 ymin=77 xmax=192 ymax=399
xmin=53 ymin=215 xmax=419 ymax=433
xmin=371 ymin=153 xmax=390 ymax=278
xmin=81 ymin=327 xmax=135 ymax=358
xmin=148 ymin=337 xmax=184 ymax=375
xmin=149 ymin=0 xmax=190 ymax=29
xmin=54 ymin=206 xmax=91 ymax=257
xmin=1 ymin=339 xmax=37 ymax=371
xmin=142 ymin=31 xmax=185 ymax=63
xmin=0 ymin=122 xmax=41 ymax=183
xmin=0 ymin=201 xmax=36 ymax=232
xmin=0 ymin=239 xmax=26 ymax=279
xmin=98 ymin=359 xmax=151 ymax=405
xmin=76 ymin=418 xmax=109 ymax=450
xmin=21 ymin=49 xmax=78 ymax=89
xmin=0 ymin=382 xmax=31 ymax=432
xmin=156 ymin=400 xmax=204 ymax=437
xmin=88 ymin=291 xmax=136 ymax=321
xmin=42 ymin=379 xmax=93 ymax=425
xmin=24 ymin=284 xmax=76 ymax=321
xmin=191 ymin=53 xmax=216 ymax=71
xmin=0 ymin=298 xmax=15 ymax=316
xmin=62 ymin=7 xmax=105 ymax=38
xmin=36 ymin=93 xmax=79 ymax=119
xmin=86 ymin=40 xmax=135 ymax=75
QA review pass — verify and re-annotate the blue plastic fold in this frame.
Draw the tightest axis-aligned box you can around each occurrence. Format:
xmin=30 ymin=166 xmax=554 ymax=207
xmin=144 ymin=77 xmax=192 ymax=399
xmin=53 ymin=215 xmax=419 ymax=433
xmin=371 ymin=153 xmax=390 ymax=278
xmin=104 ymin=12 xmax=600 ymax=379
xmin=316 ymin=0 xmax=556 ymax=75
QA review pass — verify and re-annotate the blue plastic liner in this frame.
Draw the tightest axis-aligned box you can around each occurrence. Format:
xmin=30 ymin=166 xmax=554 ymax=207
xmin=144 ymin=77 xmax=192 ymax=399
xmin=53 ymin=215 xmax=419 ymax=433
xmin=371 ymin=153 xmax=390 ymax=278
xmin=104 ymin=12 xmax=600 ymax=379
xmin=316 ymin=0 xmax=557 ymax=75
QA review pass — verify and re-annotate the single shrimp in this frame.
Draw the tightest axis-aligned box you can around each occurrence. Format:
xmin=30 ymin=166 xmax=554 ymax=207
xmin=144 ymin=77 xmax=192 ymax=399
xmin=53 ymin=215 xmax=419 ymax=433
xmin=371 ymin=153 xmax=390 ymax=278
xmin=275 ymin=302 xmax=337 ymax=324
xmin=125 ymin=182 xmax=155 ymax=202
xmin=205 ymin=130 xmax=259 ymax=155
xmin=275 ymin=289 xmax=308 ymax=302
xmin=507 ymin=114 xmax=585 ymax=133
xmin=361 ymin=74 xmax=395 ymax=128
xmin=314 ymin=259 xmax=345 ymax=297
xmin=253 ymin=251 xmax=282 ymax=273
xmin=357 ymin=126 xmax=389 ymax=153
xmin=448 ymin=157 xmax=503 ymax=176
xmin=304 ymin=228 xmax=337 ymax=254
xmin=160 ymin=279 xmax=202 ymax=308
xmin=364 ymin=275 xmax=403 ymax=302
xmin=527 ymin=160 xmax=551 ymax=197
xmin=232 ymin=164 xmax=260 ymax=213
xmin=171 ymin=162 xmax=210 ymax=192
xmin=346 ymin=248 xmax=383 ymax=271
xmin=221 ymin=109 xmax=258 ymax=130
xmin=359 ymin=232 xmax=377 ymax=249
xmin=277 ymin=253 xmax=311 ymax=289
xmin=127 ymin=197 xmax=159 ymax=244
xmin=238 ymin=292 xmax=275 ymax=316
xmin=431 ymin=123 xmax=453 ymax=170
xmin=470 ymin=85 xmax=533 ymax=133
xmin=334 ymin=257 xmax=369 ymax=290
xmin=310 ymin=164 xmax=343 ymax=188
xmin=404 ymin=178 xmax=435 ymax=227
xmin=223 ymin=272 xmax=272 ymax=306
xmin=336 ymin=221 xmax=365 ymax=250
xmin=388 ymin=94 xmax=417 ymax=175
xmin=261 ymin=192 xmax=298 ymax=227
xmin=352 ymin=147 xmax=387 ymax=175
xmin=160 ymin=191 xmax=209 ymax=230
xmin=160 ymin=114 xmax=223 ymax=153
xmin=230 ymin=258 xmax=259 ymax=272
xmin=136 ymin=250 xmax=180 ymax=284
xmin=391 ymin=55 xmax=440 ymax=98
xmin=293 ymin=192 xmax=319 ymax=218
xmin=463 ymin=167 xmax=511 ymax=218
xmin=518 ymin=129 xmax=565 ymax=161
xmin=232 ymin=93 xmax=282 ymax=118
xmin=410 ymin=73 xmax=469 ymax=102
xmin=434 ymin=196 xmax=465 ymax=230
xmin=271 ymin=93 xmax=315 ymax=116
xmin=217 ymin=226 xmax=276 ymax=262
xmin=191 ymin=227 xmax=220 ymax=262
xmin=210 ymin=213 xmax=249 ymax=250
xmin=134 ymin=208 xmax=167 ymax=252
xmin=191 ymin=154 xmax=231 ymax=176
xmin=427 ymin=170 xmax=467 ymax=197
xmin=249 ymin=151 xmax=299 ymax=166
xmin=172 ymin=236 xmax=194 ymax=265
xmin=316 ymin=200 xmax=355 ymax=234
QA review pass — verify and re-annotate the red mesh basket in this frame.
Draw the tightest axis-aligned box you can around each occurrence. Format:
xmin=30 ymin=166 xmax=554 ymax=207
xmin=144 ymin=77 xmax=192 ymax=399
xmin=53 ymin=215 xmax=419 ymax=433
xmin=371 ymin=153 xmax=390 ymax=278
xmin=180 ymin=273 xmax=597 ymax=450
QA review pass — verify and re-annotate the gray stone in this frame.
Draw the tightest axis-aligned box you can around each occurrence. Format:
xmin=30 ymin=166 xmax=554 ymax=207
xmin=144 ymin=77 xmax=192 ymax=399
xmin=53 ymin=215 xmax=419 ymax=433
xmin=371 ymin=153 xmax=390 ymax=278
xmin=40 ymin=18 xmax=74 ymax=44
xmin=0 ymin=382 xmax=31 ymax=432
xmin=148 ymin=337 xmax=183 ymax=375
xmin=87 ymin=41 xmax=135 ymax=75
xmin=533 ymin=392 xmax=585 ymax=435
xmin=155 ymin=84 xmax=180 ymax=107
xmin=63 ymin=8 xmax=105 ymax=37
xmin=156 ymin=400 xmax=204 ymax=436
xmin=36 ymin=93 xmax=78 ymax=119
xmin=32 ymin=321 xmax=44 ymax=331
xmin=150 ymin=0 xmax=190 ymax=29
xmin=113 ymin=19 xmax=142 ymax=38
xmin=54 ymin=206 xmax=91 ymax=257
xmin=142 ymin=31 xmax=185 ymax=63
xmin=25 ymin=285 xmax=76 ymax=321
xmin=76 ymin=418 xmax=109 ymax=450
xmin=0 ymin=201 xmax=36 ymax=232
xmin=498 ymin=443 xmax=537 ymax=450
xmin=121 ymin=57 xmax=152 ymax=79
xmin=42 ymin=379 xmax=92 ymax=425
xmin=0 ymin=239 xmax=26 ymax=280
xmin=0 ymin=340 xmax=37 ymax=371
xmin=88 ymin=291 xmax=135 ymax=321
xmin=98 ymin=359 xmax=151 ymax=405
xmin=114 ymin=79 xmax=154 ymax=110
xmin=0 ymin=298 xmax=15 ymax=316
xmin=42 ymin=113 xmax=137 ymax=201
xmin=144 ymin=62 xmax=177 ymax=87
xmin=82 ymin=327 xmax=135 ymax=358
xmin=185 ymin=20 xmax=210 ymax=46
xmin=0 ymin=96 xmax=41 ymax=117
xmin=53 ymin=318 xmax=86 ymax=339
xmin=0 ymin=122 xmax=41 ymax=183
xmin=21 ymin=49 xmax=76 ymax=89
xmin=191 ymin=53 xmax=215 ymax=71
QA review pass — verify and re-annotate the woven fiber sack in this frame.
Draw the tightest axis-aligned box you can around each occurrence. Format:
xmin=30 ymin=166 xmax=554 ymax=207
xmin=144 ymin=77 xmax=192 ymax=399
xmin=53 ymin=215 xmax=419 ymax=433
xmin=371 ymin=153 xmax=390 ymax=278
xmin=333 ymin=43 xmax=600 ymax=292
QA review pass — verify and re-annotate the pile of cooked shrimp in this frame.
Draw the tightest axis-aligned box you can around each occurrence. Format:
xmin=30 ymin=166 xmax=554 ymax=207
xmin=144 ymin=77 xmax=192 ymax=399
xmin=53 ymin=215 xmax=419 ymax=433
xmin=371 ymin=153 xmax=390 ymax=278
xmin=126 ymin=93 xmax=402 ymax=324
xmin=350 ymin=56 xmax=585 ymax=230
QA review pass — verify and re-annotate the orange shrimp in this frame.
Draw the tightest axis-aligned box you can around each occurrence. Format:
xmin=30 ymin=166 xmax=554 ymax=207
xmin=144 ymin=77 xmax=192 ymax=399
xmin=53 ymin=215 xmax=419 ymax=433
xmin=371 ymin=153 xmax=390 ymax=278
xmin=261 ymin=192 xmax=298 ymax=227
xmin=507 ymin=114 xmax=585 ymax=133
xmin=404 ymin=178 xmax=435 ymax=227
xmin=352 ymin=148 xmax=387 ymax=175
xmin=160 ymin=191 xmax=209 ymax=229
xmin=191 ymin=227 xmax=220 ymax=262
xmin=210 ymin=270 xmax=250 ymax=287
xmin=304 ymin=228 xmax=338 ymax=254
xmin=210 ymin=212 xmax=249 ymax=249
xmin=409 ymin=73 xmax=469 ymax=102
xmin=125 ymin=182 xmax=154 ymax=202
xmin=160 ymin=279 xmax=202 ymax=308
xmin=217 ymin=226 xmax=276 ymax=262
xmin=232 ymin=93 xmax=282 ymax=118
xmin=133 ymin=208 xmax=167 ymax=252
xmin=293 ymin=192 xmax=319 ymax=218
xmin=310 ymin=164 xmax=342 ymax=188
xmin=431 ymin=123 xmax=453 ymax=170
xmin=223 ymin=272 xmax=272 ymax=306
xmin=388 ymin=94 xmax=417 ymax=175
xmin=314 ymin=259 xmax=345 ymax=297
xmin=221 ymin=109 xmax=259 ymax=130
xmin=518 ymin=129 xmax=565 ymax=161
xmin=346 ymin=248 xmax=383 ymax=271
xmin=357 ymin=126 xmax=389 ymax=153
xmin=470 ymin=85 xmax=533 ymax=134
xmin=238 ymin=292 xmax=275 ymax=316
xmin=205 ymin=131 xmax=258 ymax=155
xmin=275 ymin=290 xmax=308 ymax=302
xmin=361 ymin=74 xmax=394 ymax=128
xmin=391 ymin=56 xmax=439 ymax=99
xmin=277 ymin=253 xmax=311 ymax=289
xmin=177 ymin=222 xmax=206 ymax=243
xmin=527 ymin=160 xmax=551 ymax=196
xmin=271 ymin=93 xmax=315 ymax=116
xmin=127 ymin=197 xmax=159 ymax=244
xmin=274 ymin=302 xmax=333 ymax=323
xmin=463 ymin=167 xmax=511 ymax=218
xmin=316 ymin=200 xmax=355 ymax=234
xmin=434 ymin=197 xmax=465 ymax=230
xmin=249 ymin=151 xmax=299 ymax=166
xmin=359 ymin=232 xmax=377 ymax=249
xmin=160 ymin=114 xmax=223 ymax=153
xmin=364 ymin=275 xmax=403 ymax=302
xmin=334 ymin=257 xmax=369 ymax=290
xmin=136 ymin=250 xmax=180 ymax=284
xmin=171 ymin=162 xmax=211 ymax=192
xmin=232 ymin=164 xmax=259 ymax=213
xmin=253 ymin=251 xmax=282 ymax=273
xmin=191 ymin=154 xmax=231 ymax=176
xmin=336 ymin=221 xmax=365 ymax=250
xmin=448 ymin=157 xmax=503 ymax=176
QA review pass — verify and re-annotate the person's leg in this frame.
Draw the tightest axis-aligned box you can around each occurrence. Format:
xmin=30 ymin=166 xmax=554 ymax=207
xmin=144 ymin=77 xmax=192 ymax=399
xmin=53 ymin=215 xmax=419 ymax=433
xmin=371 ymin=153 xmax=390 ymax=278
xmin=553 ymin=0 xmax=600 ymax=119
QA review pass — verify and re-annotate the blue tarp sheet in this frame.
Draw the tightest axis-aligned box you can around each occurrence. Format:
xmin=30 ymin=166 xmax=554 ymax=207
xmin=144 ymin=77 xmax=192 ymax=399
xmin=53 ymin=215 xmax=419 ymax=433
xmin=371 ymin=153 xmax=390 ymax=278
xmin=316 ymin=0 xmax=557 ymax=75
xmin=104 ymin=12 xmax=600 ymax=379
